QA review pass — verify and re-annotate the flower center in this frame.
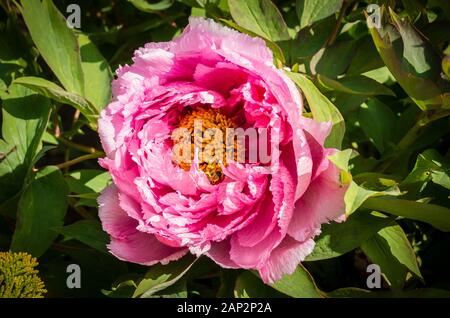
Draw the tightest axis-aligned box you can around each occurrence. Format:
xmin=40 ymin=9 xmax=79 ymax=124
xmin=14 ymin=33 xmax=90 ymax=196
xmin=172 ymin=108 xmax=240 ymax=184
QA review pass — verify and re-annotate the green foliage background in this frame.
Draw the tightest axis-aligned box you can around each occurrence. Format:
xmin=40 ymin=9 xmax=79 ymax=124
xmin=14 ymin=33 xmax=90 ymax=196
xmin=0 ymin=0 xmax=449 ymax=298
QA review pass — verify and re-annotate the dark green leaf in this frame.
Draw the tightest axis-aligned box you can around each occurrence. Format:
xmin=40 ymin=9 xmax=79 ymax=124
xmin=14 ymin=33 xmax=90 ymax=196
xmin=347 ymin=37 xmax=385 ymax=75
xmin=11 ymin=166 xmax=69 ymax=256
xmin=311 ymin=40 xmax=357 ymax=77
xmin=361 ymin=223 xmax=422 ymax=290
xmin=307 ymin=211 xmax=395 ymax=261
xmin=318 ymin=74 xmax=395 ymax=96
xmin=401 ymin=149 xmax=450 ymax=194
xmin=368 ymin=8 xmax=445 ymax=109
xmin=54 ymin=220 xmax=109 ymax=253
xmin=358 ymin=98 xmax=397 ymax=153
xmin=234 ymin=271 xmax=286 ymax=298
xmin=0 ymin=84 xmax=50 ymax=205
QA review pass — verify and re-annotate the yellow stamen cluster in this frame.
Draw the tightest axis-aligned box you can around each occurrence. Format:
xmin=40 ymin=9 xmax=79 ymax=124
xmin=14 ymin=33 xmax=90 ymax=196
xmin=172 ymin=108 xmax=241 ymax=184
xmin=0 ymin=251 xmax=47 ymax=298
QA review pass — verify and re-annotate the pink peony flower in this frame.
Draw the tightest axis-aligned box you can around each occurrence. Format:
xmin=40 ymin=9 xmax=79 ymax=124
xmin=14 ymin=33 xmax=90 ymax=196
xmin=98 ymin=17 xmax=348 ymax=283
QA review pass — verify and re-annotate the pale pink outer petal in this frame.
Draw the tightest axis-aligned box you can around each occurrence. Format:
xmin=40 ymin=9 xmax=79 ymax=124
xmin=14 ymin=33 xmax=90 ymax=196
xmin=108 ymin=232 xmax=188 ymax=266
xmin=287 ymin=155 xmax=348 ymax=243
xmin=206 ymin=238 xmax=239 ymax=269
xmin=98 ymin=184 xmax=137 ymax=239
xmin=98 ymin=185 xmax=188 ymax=265
xmin=258 ymin=236 xmax=315 ymax=284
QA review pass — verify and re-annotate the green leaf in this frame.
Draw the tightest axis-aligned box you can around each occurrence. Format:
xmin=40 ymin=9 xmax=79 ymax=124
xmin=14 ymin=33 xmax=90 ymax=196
xmin=77 ymin=34 xmax=112 ymax=110
xmin=285 ymin=16 xmax=334 ymax=62
xmin=269 ymin=264 xmax=324 ymax=298
xmin=367 ymin=7 xmax=444 ymax=109
xmin=66 ymin=169 xmax=111 ymax=207
xmin=66 ymin=169 xmax=112 ymax=194
xmin=133 ymin=256 xmax=197 ymax=298
xmin=389 ymin=9 xmax=441 ymax=79
xmin=358 ymin=98 xmax=397 ymax=153
xmin=318 ymin=74 xmax=395 ymax=96
xmin=328 ymin=148 xmax=354 ymax=172
xmin=286 ymin=71 xmax=345 ymax=149
xmin=401 ymin=150 xmax=450 ymax=194
xmin=13 ymin=76 xmax=98 ymax=121
xmin=362 ymin=197 xmax=450 ymax=232
xmin=347 ymin=37 xmax=385 ymax=75
xmin=102 ymin=279 xmax=138 ymax=298
xmin=312 ymin=40 xmax=357 ymax=77
xmin=296 ymin=0 xmax=343 ymax=29
xmin=21 ymin=0 xmax=84 ymax=96
xmin=345 ymin=179 xmax=402 ymax=216
xmin=361 ymin=223 xmax=422 ymax=290
xmin=443 ymin=55 xmax=450 ymax=78
xmin=11 ymin=166 xmax=69 ymax=257
xmin=127 ymin=0 xmax=174 ymax=12
xmin=152 ymin=278 xmax=188 ymax=298
xmin=0 ymin=84 xmax=51 ymax=205
xmin=228 ymin=0 xmax=290 ymax=42
xmin=362 ymin=66 xmax=395 ymax=84
xmin=55 ymin=220 xmax=109 ymax=253
xmin=0 ymin=26 xmax=26 ymax=83
xmin=306 ymin=211 xmax=396 ymax=261
xmin=234 ymin=271 xmax=286 ymax=298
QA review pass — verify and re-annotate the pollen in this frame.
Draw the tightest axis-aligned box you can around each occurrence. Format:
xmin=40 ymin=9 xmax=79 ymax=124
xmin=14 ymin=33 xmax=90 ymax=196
xmin=172 ymin=107 xmax=242 ymax=184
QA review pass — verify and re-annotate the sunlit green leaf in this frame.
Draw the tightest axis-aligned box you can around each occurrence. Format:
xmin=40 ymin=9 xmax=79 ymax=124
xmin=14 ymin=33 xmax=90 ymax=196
xmin=269 ymin=264 xmax=323 ymax=298
xmin=228 ymin=0 xmax=290 ymax=41
xmin=362 ymin=197 xmax=450 ymax=232
xmin=296 ymin=0 xmax=343 ymax=29
xmin=21 ymin=0 xmax=85 ymax=95
xmin=133 ymin=256 xmax=197 ymax=298
xmin=128 ymin=0 xmax=174 ymax=12
xmin=77 ymin=34 xmax=112 ymax=110
xmin=286 ymin=71 xmax=345 ymax=149
xmin=13 ymin=76 xmax=98 ymax=121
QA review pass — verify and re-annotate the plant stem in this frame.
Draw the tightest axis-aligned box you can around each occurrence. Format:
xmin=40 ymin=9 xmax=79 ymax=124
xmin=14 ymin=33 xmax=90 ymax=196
xmin=55 ymin=152 xmax=104 ymax=170
xmin=68 ymin=197 xmax=95 ymax=220
xmin=377 ymin=109 xmax=450 ymax=172
xmin=57 ymin=136 xmax=100 ymax=154
xmin=326 ymin=0 xmax=349 ymax=47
